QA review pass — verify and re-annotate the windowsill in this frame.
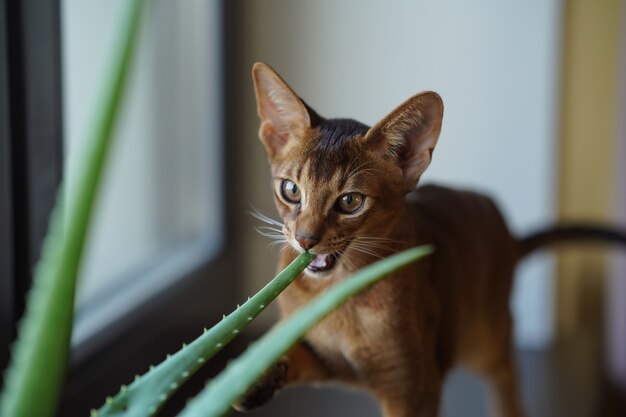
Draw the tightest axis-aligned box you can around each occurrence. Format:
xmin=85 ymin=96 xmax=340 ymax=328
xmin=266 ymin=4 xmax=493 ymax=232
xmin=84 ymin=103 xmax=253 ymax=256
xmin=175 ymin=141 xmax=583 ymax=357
xmin=71 ymin=234 xmax=222 ymax=361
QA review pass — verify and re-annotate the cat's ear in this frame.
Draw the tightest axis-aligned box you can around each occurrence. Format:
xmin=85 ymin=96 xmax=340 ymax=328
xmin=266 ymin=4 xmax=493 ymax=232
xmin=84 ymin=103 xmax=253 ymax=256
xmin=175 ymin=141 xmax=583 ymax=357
xmin=252 ymin=62 xmax=311 ymax=159
xmin=364 ymin=92 xmax=443 ymax=190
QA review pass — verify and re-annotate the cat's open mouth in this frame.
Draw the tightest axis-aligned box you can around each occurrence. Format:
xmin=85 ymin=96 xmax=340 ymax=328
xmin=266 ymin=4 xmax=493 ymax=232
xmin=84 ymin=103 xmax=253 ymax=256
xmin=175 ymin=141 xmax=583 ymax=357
xmin=307 ymin=253 xmax=339 ymax=273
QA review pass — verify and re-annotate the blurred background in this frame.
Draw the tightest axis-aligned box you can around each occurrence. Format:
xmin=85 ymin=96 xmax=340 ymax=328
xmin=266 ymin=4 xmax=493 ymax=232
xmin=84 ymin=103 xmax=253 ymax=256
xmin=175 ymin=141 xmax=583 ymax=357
xmin=0 ymin=0 xmax=624 ymax=416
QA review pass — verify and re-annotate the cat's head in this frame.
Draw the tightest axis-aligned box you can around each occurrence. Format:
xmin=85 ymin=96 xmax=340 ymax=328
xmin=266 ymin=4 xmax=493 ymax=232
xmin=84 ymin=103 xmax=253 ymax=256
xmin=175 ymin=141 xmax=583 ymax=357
xmin=252 ymin=62 xmax=443 ymax=277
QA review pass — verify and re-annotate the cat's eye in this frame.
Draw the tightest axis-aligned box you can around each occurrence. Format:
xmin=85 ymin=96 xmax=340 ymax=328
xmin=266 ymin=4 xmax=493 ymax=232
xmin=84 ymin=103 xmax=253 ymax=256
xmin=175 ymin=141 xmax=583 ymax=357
xmin=280 ymin=179 xmax=301 ymax=203
xmin=336 ymin=193 xmax=365 ymax=214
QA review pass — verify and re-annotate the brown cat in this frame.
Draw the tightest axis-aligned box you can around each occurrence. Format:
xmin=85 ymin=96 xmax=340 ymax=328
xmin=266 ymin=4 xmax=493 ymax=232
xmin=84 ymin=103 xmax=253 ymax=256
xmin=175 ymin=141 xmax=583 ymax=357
xmin=236 ymin=62 xmax=626 ymax=417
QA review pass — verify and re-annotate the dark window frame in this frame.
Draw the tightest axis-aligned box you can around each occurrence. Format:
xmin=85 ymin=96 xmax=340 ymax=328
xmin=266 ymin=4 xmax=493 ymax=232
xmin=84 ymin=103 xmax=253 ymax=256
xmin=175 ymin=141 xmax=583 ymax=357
xmin=1 ymin=0 xmax=64 ymax=372
xmin=0 ymin=0 xmax=14 ymax=376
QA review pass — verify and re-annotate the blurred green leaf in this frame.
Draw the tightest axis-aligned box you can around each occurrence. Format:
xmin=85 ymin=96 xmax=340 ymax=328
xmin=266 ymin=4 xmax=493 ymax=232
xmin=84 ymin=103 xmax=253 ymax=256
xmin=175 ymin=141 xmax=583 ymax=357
xmin=0 ymin=1 xmax=145 ymax=416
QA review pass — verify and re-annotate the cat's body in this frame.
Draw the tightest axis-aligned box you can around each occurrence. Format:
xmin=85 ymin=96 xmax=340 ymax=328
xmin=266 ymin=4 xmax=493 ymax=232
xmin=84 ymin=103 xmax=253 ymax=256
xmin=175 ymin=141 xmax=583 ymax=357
xmin=237 ymin=63 xmax=626 ymax=417
xmin=275 ymin=185 xmax=521 ymax=417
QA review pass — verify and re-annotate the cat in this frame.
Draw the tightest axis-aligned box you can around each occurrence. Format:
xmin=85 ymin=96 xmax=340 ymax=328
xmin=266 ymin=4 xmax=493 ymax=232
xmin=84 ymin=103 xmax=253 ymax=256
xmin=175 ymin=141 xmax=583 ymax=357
xmin=235 ymin=62 xmax=626 ymax=417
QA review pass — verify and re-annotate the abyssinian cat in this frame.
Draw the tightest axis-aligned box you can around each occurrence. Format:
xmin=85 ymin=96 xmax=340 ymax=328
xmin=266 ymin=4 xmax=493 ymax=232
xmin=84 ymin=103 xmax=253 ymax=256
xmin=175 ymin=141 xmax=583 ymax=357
xmin=236 ymin=62 xmax=626 ymax=417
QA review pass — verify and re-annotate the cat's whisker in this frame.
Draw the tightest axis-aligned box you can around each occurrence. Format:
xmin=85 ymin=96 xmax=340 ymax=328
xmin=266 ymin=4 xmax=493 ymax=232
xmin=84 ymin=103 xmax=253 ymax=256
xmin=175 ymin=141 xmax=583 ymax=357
xmin=354 ymin=235 xmax=405 ymax=244
xmin=262 ymin=234 xmax=286 ymax=241
xmin=350 ymin=249 xmax=384 ymax=260
xmin=345 ymin=248 xmax=371 ymax=270
xmin=279 ymin=244 xmax=292 ymax=254
xmin=254 ymin=227 xmax=284 ymax=238
xmin=350 ymin=237 xmax=402 ymax=257
xmin=248 ymin=206 xmax=284 ymax=228
xmin=351 ymin=244 xmax=394 ymax=254
xmin=347 ymin=243 xmax=385 ymax=259
xmin=352 ymin=240 xmax=394 ymax=249
xmin=338 ymin=248 xmax=358 ymax=272
xmin=256 ymin=225 xmax=284 ymax=234
xmin=266 ymin=236 xmax=282 ymax=242
xmin=351 ymin=238 xmax=395 ymax=250
xmin=268 ymin=240 xmax=288 ymax=250
xmin=256 ymin=229 xmax=288 ymax=251
xmin=254 ymin=229 xmax=288 ymax=249
xmin=351 ymin=245 xmax=380 ymax=255
xmin=250 ymin=207 xmax=289 ymax=251
xmin=350 ymin=235 xmax=406 ymax=257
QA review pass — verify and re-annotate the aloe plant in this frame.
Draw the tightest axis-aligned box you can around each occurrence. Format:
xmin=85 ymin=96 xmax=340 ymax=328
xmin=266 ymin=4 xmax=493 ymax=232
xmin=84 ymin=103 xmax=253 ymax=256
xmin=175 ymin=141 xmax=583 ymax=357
xmin=0 ymin=1 xmax=145 ymax=416
xmin=179 ymin=245 xmax=433 ymax=417
xmin=95 ymin=252 xmax=314 ymax=417
xmin=95 ymin=246 xmax=431 ymax=417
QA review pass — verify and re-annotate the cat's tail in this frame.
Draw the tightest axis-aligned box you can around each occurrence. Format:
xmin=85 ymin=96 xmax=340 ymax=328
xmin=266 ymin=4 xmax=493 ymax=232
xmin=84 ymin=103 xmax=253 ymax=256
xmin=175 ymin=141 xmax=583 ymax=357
xmin=518 ymin=224 xmax=626 ymax=258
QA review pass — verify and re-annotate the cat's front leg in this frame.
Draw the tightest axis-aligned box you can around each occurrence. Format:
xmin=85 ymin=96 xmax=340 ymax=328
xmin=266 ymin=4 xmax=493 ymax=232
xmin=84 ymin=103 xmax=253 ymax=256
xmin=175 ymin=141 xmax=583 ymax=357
xmin=380 ymin=397 xmax=441 ymax=417
xmin=232 ymin=360 xmax=288 ymax=412
xmin=232 ymin=341 xmax=330 ymax=412
xmin=378 ymin=388 xmax=442 ymax=417
xmin=374 ymin=358 xmax=444 ymax=417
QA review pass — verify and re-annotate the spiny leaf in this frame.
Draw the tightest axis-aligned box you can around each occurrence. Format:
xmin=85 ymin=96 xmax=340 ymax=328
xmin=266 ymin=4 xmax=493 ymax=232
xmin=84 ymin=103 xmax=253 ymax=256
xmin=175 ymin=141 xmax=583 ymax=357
xmin=96 ymin=252 xmax=314 ymax=417
xmin=178 ymin=245 xmax=434 ymax=417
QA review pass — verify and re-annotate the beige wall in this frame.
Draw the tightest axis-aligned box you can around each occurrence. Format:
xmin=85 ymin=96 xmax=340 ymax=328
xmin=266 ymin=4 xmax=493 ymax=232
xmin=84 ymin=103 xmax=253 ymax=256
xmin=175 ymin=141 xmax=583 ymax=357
xmin=557 ymin=0 xmax=623 ymax=339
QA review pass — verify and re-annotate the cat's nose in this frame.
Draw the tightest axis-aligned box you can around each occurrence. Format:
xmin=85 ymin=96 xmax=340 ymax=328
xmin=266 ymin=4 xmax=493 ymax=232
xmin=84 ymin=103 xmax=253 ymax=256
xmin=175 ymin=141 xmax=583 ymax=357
xmin=296 ymin=233 xmax=320 ymax=251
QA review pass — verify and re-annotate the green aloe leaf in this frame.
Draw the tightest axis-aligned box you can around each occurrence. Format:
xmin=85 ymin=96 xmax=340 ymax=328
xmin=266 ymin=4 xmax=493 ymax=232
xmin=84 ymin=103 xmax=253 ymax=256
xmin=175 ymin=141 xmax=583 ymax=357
xmin=178 ymin=245 xmax=433 ymax=417
xmin=0 ymin=1 xmax=145 ymax=417
xmin=95 ymin=252 xmax=314 ymax=417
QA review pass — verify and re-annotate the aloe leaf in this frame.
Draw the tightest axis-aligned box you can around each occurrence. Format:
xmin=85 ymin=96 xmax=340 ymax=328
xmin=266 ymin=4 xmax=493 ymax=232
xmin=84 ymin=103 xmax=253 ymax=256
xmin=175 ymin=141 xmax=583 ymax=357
xmin=178 ymin=245 xmax=434 ymax=417
xmin=95 ymin=252 xmax=314 ymax=417
xmin=0 ymin=1 xmax=145 ymax=417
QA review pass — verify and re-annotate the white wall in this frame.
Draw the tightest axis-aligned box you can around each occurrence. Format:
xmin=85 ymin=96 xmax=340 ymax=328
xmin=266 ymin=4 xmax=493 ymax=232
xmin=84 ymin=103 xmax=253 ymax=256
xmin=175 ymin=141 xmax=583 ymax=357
xmin=239 ymin=0 xmax=562 ymax=348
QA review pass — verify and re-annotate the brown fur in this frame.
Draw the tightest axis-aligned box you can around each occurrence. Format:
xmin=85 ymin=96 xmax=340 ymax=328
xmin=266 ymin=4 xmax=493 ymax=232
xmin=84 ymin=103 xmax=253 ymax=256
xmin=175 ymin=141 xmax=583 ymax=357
xmin=236 ymin=62 xmax=585 ymax=417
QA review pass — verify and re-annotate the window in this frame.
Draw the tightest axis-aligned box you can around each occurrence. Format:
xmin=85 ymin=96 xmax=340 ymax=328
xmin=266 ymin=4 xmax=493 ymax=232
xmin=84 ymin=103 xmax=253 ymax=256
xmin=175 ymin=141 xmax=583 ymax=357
xmin=2 ymin=1 xmax=239 ymax=415
xmin=62 ymin=0 xmax=223 ymax=348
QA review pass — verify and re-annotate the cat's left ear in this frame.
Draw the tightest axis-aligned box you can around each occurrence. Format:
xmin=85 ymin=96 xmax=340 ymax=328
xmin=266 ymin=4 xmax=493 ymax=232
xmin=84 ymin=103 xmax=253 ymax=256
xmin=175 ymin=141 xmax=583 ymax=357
xmin=364 ymin=92 xmax=443 ymax=191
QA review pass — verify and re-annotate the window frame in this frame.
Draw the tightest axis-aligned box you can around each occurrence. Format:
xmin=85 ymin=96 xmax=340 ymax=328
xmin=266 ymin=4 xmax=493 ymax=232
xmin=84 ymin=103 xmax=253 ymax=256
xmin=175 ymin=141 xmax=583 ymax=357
xmin=0 ymin=0 xmax=14 ymax=375
xmin=0 ymin=0 xmax=64 ymax=373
